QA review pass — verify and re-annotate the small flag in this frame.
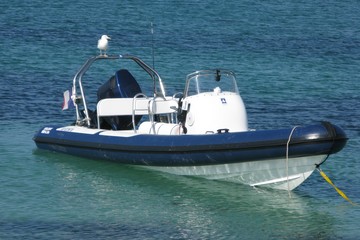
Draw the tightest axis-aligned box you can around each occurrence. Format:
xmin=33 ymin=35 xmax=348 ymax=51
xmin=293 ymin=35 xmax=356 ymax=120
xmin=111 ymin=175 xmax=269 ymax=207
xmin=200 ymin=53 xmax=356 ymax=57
xmin=62 ymin=88 xmax=75 ymax=110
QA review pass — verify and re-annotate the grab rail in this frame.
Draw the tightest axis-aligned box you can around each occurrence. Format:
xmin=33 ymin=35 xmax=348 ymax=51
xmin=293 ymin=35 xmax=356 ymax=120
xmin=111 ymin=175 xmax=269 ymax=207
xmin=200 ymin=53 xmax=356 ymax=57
xmin=73 ymin=54 xmax=166 ymax=127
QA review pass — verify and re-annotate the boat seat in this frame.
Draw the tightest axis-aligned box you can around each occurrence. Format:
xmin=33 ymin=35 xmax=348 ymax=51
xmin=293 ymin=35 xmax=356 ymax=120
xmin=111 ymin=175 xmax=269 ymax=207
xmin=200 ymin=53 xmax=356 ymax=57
xmin=96 ymin=97 xmax=179 ymax=130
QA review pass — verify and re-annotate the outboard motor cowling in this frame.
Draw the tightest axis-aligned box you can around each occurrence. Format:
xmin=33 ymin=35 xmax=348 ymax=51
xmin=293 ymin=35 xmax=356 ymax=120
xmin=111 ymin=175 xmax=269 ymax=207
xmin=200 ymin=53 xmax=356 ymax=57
xmin=97 ymin=69 xmax=142 ymax=99
xmin=97 ymin=69 xmax=142 ymax=130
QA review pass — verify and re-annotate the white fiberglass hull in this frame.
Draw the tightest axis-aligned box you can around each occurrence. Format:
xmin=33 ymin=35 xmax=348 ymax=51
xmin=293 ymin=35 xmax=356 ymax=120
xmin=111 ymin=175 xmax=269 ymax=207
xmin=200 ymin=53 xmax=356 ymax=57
xmin=145 ymin=155 xmax=327 ymax=190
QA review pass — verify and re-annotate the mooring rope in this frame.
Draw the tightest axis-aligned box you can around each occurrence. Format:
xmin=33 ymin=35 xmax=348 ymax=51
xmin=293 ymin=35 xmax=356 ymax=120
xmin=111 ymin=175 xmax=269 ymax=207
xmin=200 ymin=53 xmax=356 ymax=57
xmin=286 ymin=126 xmax=299 ymax=197
xmin=285 ymin=124 xmax=355 ymax=204
xmin=316 ymin=167 xmax=357 ymax=205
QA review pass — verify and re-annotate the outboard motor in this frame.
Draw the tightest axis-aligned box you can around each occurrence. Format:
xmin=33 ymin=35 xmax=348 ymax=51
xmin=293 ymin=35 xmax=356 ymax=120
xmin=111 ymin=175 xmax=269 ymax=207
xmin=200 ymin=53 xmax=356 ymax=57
xmin=97 ymin=69 xmax=142 ymax=130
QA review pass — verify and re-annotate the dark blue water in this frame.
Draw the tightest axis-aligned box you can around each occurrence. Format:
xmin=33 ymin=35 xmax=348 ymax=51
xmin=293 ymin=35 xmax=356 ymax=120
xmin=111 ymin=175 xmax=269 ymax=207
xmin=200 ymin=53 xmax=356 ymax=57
xmin=1 ymin=0 xmax=359 ymax=239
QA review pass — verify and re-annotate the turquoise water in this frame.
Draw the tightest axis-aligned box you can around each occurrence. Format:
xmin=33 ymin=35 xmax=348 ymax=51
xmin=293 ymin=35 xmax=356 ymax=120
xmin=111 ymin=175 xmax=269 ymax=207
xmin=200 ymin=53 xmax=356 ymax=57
xmin=1 ymin=0 xmax=360 ymax=239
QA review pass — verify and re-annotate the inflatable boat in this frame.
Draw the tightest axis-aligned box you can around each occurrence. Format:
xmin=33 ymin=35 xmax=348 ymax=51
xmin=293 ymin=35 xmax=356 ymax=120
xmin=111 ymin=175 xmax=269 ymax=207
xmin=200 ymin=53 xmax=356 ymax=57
xmin=33 ymin=47 xmax=347 ymax=190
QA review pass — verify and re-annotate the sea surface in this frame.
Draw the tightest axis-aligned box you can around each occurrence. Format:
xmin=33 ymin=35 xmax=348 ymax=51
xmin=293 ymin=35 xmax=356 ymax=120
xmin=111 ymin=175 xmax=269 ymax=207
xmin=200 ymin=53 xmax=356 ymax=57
xmin=1 ymin=0 xmax=360 ymax=239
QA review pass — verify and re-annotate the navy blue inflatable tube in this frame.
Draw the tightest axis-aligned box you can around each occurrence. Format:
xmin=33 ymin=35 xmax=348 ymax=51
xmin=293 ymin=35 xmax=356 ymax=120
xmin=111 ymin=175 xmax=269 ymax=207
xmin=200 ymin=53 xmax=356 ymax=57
xmin=33 ymin=122 xmax=347 ymax=166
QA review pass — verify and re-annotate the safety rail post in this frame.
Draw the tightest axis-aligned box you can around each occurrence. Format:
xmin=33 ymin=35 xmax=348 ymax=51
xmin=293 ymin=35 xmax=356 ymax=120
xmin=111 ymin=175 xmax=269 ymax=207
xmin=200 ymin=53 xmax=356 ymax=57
xmin=132 ymin=93 xmax=149 ymax=133
xmin=74 ymin=55 xmax=119 ymax=127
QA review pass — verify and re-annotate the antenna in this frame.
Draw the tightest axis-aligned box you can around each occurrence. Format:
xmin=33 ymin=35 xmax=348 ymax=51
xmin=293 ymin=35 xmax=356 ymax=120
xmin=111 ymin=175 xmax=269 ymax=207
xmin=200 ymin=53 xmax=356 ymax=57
xmin=150 ymin=22 xmax=157 ymax=96
xmin=151 ymin=22 xmax=155 ymax=70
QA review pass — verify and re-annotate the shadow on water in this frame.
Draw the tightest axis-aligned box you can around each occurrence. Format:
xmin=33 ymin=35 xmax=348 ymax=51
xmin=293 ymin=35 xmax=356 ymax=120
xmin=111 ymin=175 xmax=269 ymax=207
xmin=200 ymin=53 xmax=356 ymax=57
xmin=6 ymin=149 xmax=352 ymax=239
